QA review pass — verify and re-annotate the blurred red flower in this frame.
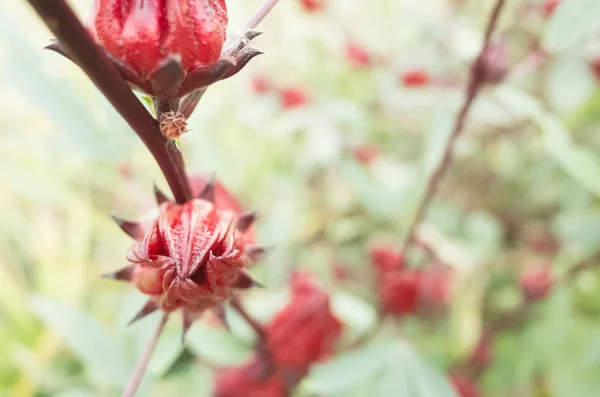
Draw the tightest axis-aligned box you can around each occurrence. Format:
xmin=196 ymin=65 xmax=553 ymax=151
xmin=450 ymin=375 xmax=480 ymax=397
xmin=279 ymin=87 xmax=309 ymax=109
xmin=519 ymin=263 xmax=553 ymax=301
xmin=300 ymin=0 xmax=325 ymax=13
xmin=400 ymin=70 xmax=430 ymax=88
xmin=346 ymin=43 xmax=371 ymax=68
xmin=214 ymin=359 xmax=287 ymax=397
xmin=266 ymin=272 xmax=343 ymax=371
xmin=369 ymin=244 xmax=405 ymax=277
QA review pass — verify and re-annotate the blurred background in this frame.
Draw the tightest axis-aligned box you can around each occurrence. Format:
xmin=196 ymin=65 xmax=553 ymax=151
xmin=3 ymin=0 xmax=600 ymax=396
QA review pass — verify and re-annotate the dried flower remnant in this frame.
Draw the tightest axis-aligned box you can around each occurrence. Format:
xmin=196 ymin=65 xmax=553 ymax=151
xmin=159 ymin=111 xmax=188 ymax=139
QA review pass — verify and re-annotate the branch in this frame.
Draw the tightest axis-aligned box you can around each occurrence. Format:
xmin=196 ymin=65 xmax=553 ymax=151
xmin=122 ymin=313 xmax=169 ymax=397
xmin=24 ymin=0 xmax=192 ymax=204
xmin=245 ymin=0 xmax=283 ymax=30
xmin=400 ymin=0 xmax=508 ymax=253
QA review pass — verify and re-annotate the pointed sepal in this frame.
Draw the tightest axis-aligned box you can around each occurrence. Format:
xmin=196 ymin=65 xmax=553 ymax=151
xmin=197 ymin=175 xmax=216 ymax=203
xmin=111 ymin=215 xmax=144 ymax=241
xmin=236 ymin=211 xmax=257 ymax=233
xmin=233 ymin=271 xmax=264 ymax=289
xmin=128 ymin=299 xmax=160 ymax=325
xmin=245 ymin=245 xmax=269 ymax=262
xmin=153 ymin=183 xmax=170 ymax=205
xmin=101 ymin=265 xmax=134 ymax=282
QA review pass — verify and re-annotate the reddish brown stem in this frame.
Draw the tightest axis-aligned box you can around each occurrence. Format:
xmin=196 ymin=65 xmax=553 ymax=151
xmin=400 ymin=0 xmax=507 ymax=253
xmin=245 ymin=0 xmax=282 ymax=30
xmin=231 ymin=296 xmax=267 ymax=342
xmin=24 ymin=0 xmax=192 ymax=203
xmin=122 ymin=313 xmax=169 ymax=397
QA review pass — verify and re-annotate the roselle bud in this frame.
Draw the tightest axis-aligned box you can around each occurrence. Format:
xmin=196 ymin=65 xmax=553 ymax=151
xmin=369 ymin=243 xmax=405 ymax=277
xmin=214 ymin=359 xmax=287 ymax=397
xmin=519 ymin=263 xmax=553 ymax=301
xmin=378 ymin=269 xmax=421 ymax=316
xmin=477 ymin=39 xmax=508 ymax=85
xmin=266 ymin=272 xmax=342 ymax=372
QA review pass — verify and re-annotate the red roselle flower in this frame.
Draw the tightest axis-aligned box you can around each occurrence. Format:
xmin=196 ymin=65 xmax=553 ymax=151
xmin=379 ymin=270 xmax=422 ymax=316
xmin=468 ymin=336 xmax=492 ymax=372
xmin=377 ymin=265 xmax=451 ymax=317
xmin=252 ymin=76 xmax=272 ymax=94
xmin=266 ymin=272 xmax=343 ymax=373
xmin=519 ymin=263 xmax=553 ymax=301
xmin=345 ymin=43 xmax=371 ymax=68
xmin=590 ymin=59 xmax=600 ymax=80
xmin=48 ymin=0 xmax=262 ymax=110
xmin=105 ymin=175 xmax=264 ymax=335
xmin=450 ymin=375 xmax=480 ymax=397
xmin=279 ymin=87 xmax=309 ymax=109
xmin=352 ymin=144 xmax=379 ymax=165
xmin=300 ymin=0 xmax=326 ymax=13
xmin=214 ymin=359 xmax=287 ymax=397
xmin=544 ymin=0 xmax=560 ymax=17
xmin=369 ymin=243 xmax=405 ymax=277
xmin=400 ymin=69 xmax=430 ymax=88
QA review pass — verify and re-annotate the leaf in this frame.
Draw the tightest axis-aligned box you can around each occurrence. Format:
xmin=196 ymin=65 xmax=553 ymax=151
xmin=543 ymin=0 xmax=600 ymax=52
xmin=31 ymin=295 xmax=130 ymax=387
xmin=330 ymin=292 xmax=377 ymax=335
xmin=302 ymin=344 xmax=391 ymax=395
xmin=539 ymin=115 xmax=600 ymax=197
xmin=546 ymin=53 xmax=596 ymax=114
xmin=186 ymin=322 xmax=252 ymax=366
xmin=495 ymin=87 xmax=600 ymax=198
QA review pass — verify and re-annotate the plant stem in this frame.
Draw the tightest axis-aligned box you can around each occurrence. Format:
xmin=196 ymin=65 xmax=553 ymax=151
xmin=122 ymin=313 xmax=169 ymax=397
xmin=400 ymin=0 xmax=507 ymax=253
xmin=231 ymin=296 xmax=267 ymax=341
xmin=245 ymin=0 xmax=282 ymax=30
xmin=24 ymin=0 xmax=192 ymax=204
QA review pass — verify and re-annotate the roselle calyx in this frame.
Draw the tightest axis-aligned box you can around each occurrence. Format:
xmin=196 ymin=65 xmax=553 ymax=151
xmin=106 ymin=176 xmax=264 ymax=337
xmin=48 ymin=0 xmax=262 ymax=115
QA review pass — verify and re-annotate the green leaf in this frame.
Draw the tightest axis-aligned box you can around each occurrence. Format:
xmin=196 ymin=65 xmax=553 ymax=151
xmin=539 ymin=115 xmax=600 ymax=197
xmin=149 ymin=328 xmax=184 ymax=377
xmin=330 ymin=292 xmax=377 ymax=335
xmin=495 ymin=87 xmax=600 ymax=198
xmin=31 ymin=295 xmax=130 ymax=387
xmin=302 ymin=344 xmax=391 ymax=395
xmin=186 ymin=322 xmax=252 ymax=366
xmin=543 ymin=0 xmax=600 ymax=51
